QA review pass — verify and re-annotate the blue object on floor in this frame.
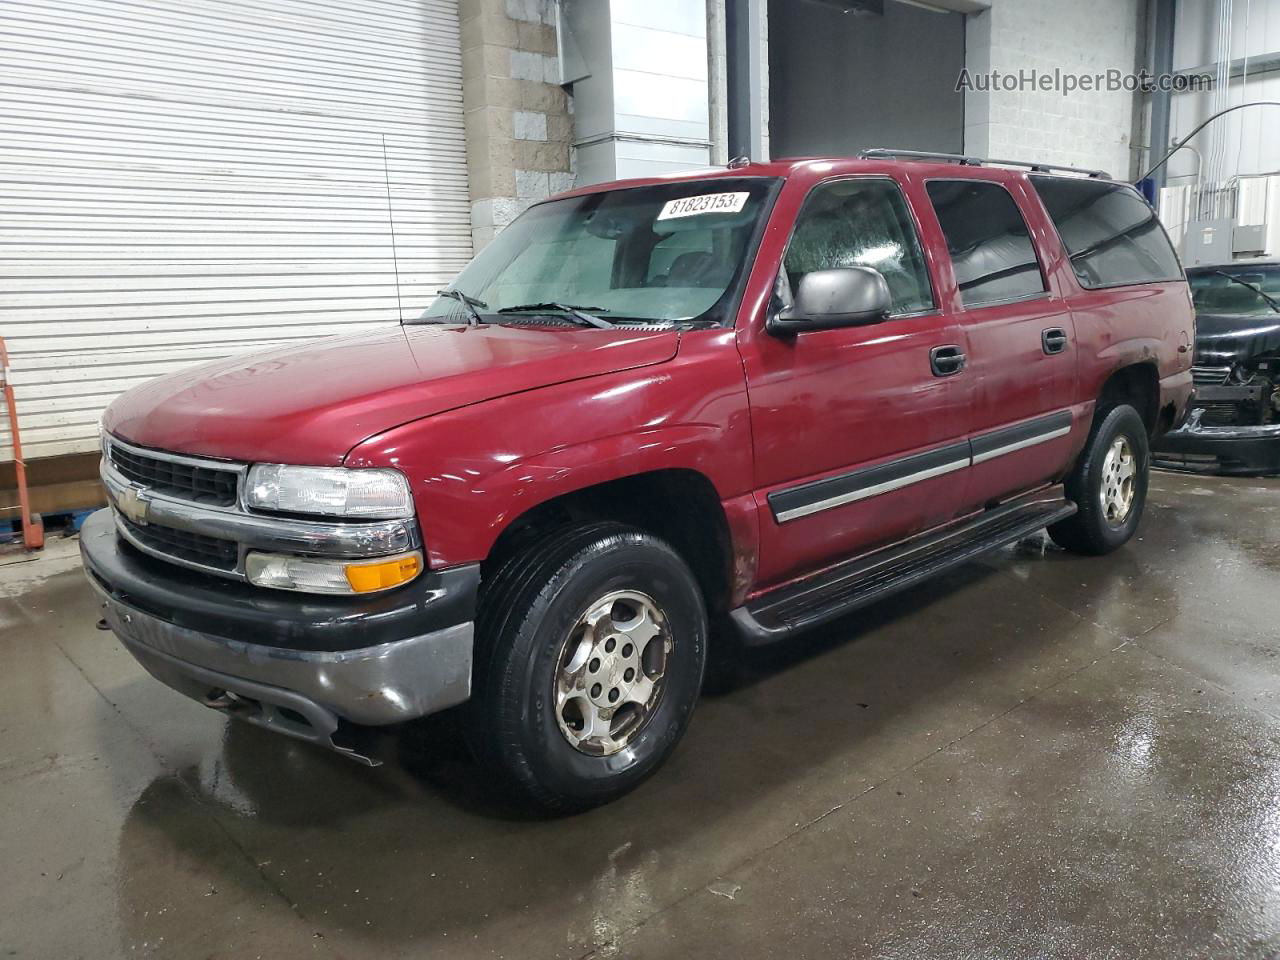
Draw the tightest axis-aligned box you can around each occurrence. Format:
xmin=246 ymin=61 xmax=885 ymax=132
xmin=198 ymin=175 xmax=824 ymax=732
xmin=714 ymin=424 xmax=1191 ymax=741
xmin=66 ymin=509 xmax=95 ymax=533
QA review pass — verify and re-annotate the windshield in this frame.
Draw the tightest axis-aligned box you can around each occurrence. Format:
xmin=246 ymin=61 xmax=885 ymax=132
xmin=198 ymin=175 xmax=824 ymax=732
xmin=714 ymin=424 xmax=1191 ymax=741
xmin=417 ymin=178 xmax=778 ymax=326
xmin=1189 ymin=266 xmax=1280 ymax=316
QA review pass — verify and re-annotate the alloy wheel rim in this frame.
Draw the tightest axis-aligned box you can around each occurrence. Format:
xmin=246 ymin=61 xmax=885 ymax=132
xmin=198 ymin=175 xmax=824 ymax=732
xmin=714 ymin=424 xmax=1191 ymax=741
xmin=1100 ymin=435 xmax=1137 ymax=526
xmin=553 ymin=589 xmax=672 ymax=756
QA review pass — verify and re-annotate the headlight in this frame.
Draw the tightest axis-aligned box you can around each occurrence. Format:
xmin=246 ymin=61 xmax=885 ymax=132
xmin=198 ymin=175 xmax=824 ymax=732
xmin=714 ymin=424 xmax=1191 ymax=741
xmin=246 ymin=464 xmax=414 ymax=519
xmin=246 ymin=550 xmax=423 ymax=594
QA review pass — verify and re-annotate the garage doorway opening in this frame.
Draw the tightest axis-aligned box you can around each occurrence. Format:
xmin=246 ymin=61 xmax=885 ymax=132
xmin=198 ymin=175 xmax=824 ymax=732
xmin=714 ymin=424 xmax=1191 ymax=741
xmin=768 ymin=0 xmax=967 ymax=159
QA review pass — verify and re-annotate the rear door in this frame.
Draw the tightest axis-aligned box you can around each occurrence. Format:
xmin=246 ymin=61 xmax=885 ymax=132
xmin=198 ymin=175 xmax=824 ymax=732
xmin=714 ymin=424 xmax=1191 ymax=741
xmin=920 ymin=175 xmax=1079 ymax=510
xmin=736 ymin=174 xmax=972 ymax=587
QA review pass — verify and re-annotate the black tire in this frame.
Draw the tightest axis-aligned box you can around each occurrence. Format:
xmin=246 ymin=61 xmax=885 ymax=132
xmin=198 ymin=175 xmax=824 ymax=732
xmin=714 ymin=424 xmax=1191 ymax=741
xmin=1048 ymin=404 xmax=1150 ymax=555
xmin=466 ymin=522 xmax=707 ymax=813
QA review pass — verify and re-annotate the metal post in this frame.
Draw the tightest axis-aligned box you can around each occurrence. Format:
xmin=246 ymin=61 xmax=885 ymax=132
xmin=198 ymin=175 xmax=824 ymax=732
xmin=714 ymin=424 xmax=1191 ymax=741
xmin=1148 ymin=0 xmax=1177 ymax=191
xmin=727 ymin=0 xmax=767 ymax=162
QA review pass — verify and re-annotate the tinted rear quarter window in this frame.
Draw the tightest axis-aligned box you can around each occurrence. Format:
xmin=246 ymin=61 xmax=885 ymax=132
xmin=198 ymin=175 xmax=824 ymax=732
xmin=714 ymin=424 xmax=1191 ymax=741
xmin=925 ymin=180 xmax=1047 ymax=306
xmin=1030 ymin=176 xmax=1182 ymax=288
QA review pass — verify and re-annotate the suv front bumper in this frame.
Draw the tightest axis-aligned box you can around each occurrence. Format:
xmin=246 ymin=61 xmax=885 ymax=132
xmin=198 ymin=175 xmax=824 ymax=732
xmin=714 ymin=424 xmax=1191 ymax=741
xmin=79 ymin=508 xmax=479 ymax=762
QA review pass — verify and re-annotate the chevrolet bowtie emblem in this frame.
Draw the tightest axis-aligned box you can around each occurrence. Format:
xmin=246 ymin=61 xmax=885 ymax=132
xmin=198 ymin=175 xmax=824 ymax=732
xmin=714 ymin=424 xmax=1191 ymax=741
xmin=116 ymin=485 xmax=151 ymax=526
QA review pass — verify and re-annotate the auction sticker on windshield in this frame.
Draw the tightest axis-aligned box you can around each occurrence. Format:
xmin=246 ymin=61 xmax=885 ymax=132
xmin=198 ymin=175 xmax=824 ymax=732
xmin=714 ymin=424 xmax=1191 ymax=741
xmin=657 ymin=192 xmax=750 ymax=221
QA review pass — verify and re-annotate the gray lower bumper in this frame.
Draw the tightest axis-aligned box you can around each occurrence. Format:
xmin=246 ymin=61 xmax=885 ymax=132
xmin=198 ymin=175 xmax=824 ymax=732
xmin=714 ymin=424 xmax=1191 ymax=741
xmin=92 ymin=578 xmax=473 ymax=759
xmin=1153 ymin=421 xmax=1280 ymax=475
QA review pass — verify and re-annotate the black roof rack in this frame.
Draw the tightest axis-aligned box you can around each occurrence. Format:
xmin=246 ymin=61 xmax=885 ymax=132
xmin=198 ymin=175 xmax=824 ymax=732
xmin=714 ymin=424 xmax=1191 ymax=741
xmin=858 ymin=148 xmax=1111 ymax=180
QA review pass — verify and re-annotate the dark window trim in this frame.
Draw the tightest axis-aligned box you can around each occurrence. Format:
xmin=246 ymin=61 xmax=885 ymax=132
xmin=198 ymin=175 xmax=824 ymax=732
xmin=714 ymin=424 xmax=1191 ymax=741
xmin=958 ymin=289 xmax=1056 ymax=310
xmin=1067 ymin=276 xmax=1186 ymax=292
xmin=886 ymin=307 xmax=945 ymax=320
xmin=922 ymin=176 xmax=1051 ymax=309
xmin=779 ymin=174 xmax=941 ymax=321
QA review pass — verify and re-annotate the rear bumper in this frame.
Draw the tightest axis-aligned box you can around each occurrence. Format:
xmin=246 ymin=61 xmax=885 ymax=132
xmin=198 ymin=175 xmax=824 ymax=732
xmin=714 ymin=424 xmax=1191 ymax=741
xmin=1153 ymin=423 xmax=1280 ymax=475
xmin=80 ymin=508 xmax=479 ymax=756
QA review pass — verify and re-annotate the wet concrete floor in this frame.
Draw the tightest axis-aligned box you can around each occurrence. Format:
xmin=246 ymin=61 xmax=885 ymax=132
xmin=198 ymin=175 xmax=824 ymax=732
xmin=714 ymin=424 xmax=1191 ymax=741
xmin=2 ymin=469 xmax=1279 ymax=959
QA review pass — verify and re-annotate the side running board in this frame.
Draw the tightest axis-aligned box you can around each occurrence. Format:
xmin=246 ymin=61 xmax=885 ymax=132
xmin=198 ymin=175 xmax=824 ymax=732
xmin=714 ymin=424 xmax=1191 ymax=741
xmin=732 ymin=492 xmax=1077 ymax=645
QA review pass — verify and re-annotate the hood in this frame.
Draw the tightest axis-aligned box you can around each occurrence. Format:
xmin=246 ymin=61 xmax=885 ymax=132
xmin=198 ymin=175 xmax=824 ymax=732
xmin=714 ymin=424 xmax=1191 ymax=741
xmin=104 ymin=324 xmax=679 ymax=464
xmin=1194 ymin=311 xmax=1280 ymax=368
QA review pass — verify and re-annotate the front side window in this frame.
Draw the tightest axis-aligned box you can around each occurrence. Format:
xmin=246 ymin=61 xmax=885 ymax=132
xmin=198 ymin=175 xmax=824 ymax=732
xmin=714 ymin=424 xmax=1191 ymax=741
xmin=925 ymin=180 xmax=1047 ymax=306
xmin=783 ymin=179 xmax=934 ymax=316
xmin=1031 ymin=176 xmax=1183 ymax=289
xmin=417 ymin=178 xmax=777 ymax=326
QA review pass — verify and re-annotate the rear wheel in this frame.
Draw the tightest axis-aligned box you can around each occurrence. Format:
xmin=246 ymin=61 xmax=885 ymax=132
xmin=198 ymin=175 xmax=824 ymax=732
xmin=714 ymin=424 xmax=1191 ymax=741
xmin=466 ymin=522 xmax=707 ymax=812
xmin=1049 ymin=404 xmax=1149 ymax=555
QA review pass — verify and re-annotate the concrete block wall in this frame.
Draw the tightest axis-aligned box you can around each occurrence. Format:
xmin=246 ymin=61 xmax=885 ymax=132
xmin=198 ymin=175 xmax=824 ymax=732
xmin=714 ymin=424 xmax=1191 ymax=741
xmin=964 ymin=0 xmax=1143 ymax=179
xmin=460 ymin=0 xmax=575 ymax=249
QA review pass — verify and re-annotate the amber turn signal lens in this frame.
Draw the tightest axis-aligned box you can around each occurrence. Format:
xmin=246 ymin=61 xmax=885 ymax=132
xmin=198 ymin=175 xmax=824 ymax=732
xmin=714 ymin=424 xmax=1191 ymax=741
xmin=344 ymin=553 xmax=422 ymax=593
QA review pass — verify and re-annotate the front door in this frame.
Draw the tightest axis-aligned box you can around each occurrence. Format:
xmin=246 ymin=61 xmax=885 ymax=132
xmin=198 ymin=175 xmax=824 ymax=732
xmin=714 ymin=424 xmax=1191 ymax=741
xmin=736 ymin=175 xmax=972 ymax=588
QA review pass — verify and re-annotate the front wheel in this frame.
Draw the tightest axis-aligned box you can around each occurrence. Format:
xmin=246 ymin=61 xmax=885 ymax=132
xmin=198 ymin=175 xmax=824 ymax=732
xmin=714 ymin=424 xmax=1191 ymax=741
xmin=466 ymin=522 xmax=707 ymax=813
xmin=1048 ymin=404 xmax=1150 ymax=555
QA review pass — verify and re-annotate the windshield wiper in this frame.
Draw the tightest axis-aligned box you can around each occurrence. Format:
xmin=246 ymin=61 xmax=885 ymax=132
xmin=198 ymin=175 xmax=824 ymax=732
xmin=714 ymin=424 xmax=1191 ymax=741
xmin=496 ymin=302 xmax=615 ymax=329
xmin=1211 ymin=270 xmax=1280 ymax=314
xmin=434 ymin=289 xmax=488 ymax=326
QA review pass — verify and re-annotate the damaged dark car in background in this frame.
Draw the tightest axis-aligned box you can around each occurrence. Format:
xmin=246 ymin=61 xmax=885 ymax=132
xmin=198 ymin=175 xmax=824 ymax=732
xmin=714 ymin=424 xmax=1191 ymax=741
xmin=1155 ymin=261 xmax=1280 ymax=475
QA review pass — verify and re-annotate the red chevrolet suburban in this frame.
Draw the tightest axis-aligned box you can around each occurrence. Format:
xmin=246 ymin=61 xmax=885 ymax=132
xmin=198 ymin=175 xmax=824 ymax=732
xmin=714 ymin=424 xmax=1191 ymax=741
xmin=82 ymin=151 xmax=1194 ymax=811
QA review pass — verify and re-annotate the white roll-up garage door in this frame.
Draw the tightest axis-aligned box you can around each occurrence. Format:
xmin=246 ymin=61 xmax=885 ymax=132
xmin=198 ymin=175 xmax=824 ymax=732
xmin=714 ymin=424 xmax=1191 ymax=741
xmin=0 ymin=0 xmax=472 ymax=461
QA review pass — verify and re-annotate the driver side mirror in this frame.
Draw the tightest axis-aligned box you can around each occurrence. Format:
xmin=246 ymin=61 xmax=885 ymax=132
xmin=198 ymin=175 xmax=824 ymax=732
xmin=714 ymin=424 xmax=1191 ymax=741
xmin=767 ymin=266 xmax=891 ymax=336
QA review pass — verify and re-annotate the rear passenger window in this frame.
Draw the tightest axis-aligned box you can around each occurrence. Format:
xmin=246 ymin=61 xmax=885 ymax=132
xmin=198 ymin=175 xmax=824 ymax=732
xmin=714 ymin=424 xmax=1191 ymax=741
xmin=785 ymin=178 xmax=934 ymax=316
xmin=1030 ymin=176 xmax=1183 ymax=288
xmin=925 ymin=180 xmax=1047 ymax=307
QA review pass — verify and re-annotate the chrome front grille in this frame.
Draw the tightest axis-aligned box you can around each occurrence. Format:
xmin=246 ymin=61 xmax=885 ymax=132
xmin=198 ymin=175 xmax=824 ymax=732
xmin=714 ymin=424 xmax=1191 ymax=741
xmin=107 ymin=436 xmax=240 ymax=506
xmin=1191 ymin=365 xmax=1231 ymax=386
xmin=103 ymin=437 xmax=249 ymax=575
xmin=118 ymin=516 xmax=239 ymax=572
xmin=100 ymin=435 xmax=421 ymax=582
